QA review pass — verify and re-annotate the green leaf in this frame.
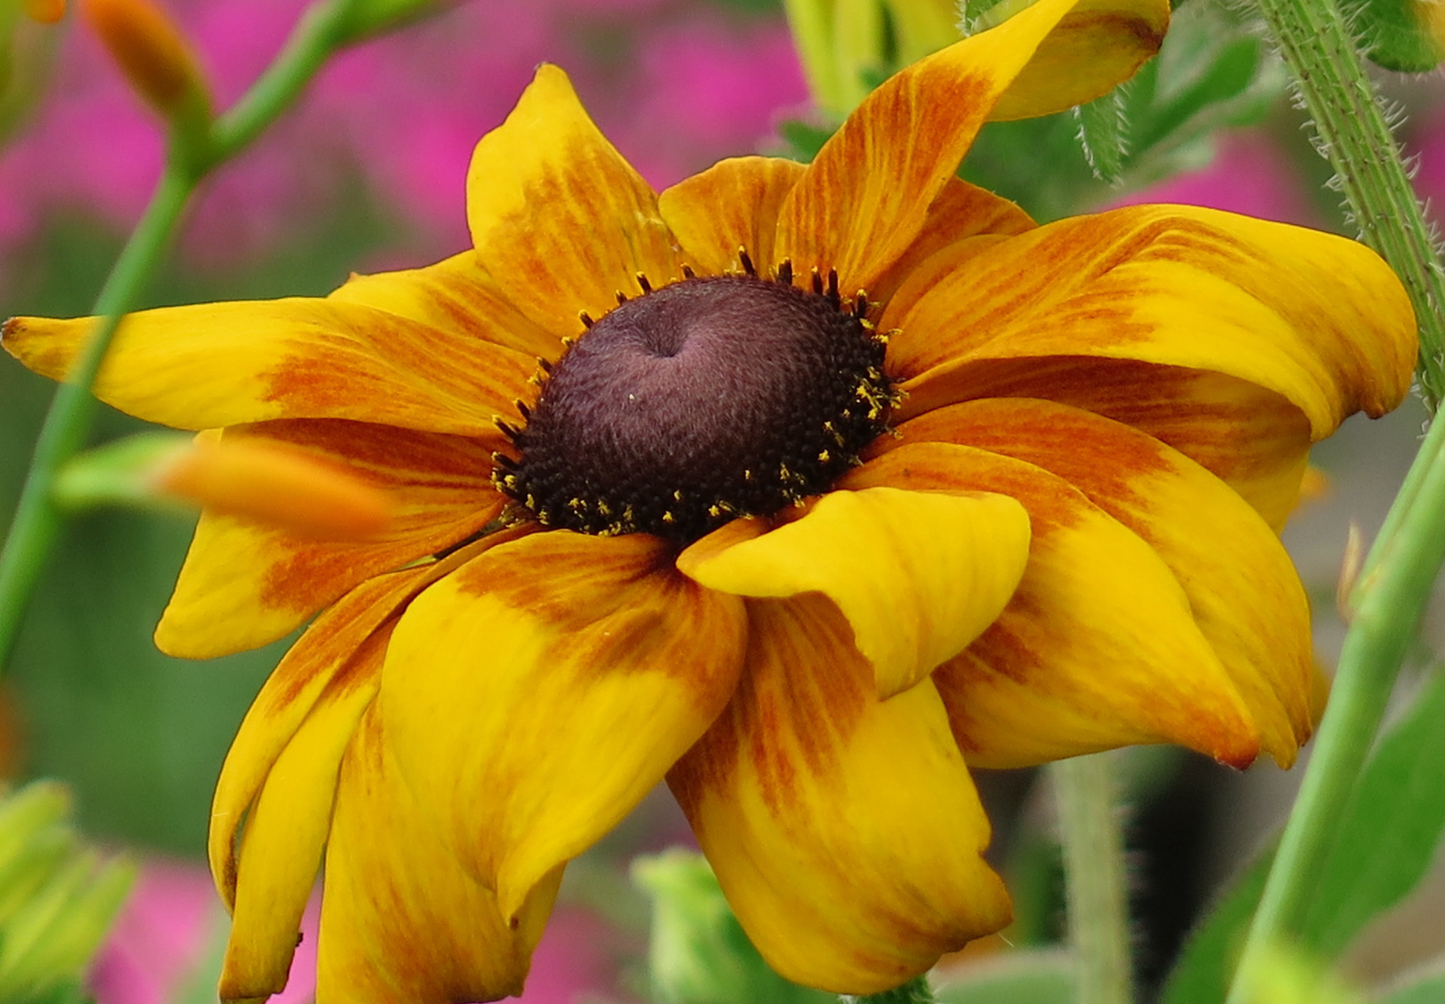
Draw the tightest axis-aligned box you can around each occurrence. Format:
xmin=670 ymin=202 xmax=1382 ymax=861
xmin=1074 ymin=88 xmax=1129 ymax=184
xmin=1159 ymin=844 xmax=1273 ymax=1004
xmin=1378 ymin=968 xmax=1445 ymax=1004
xmin=1342 ymin=0 xmax=1444 ymax=72
xmin=933 ymin=950 xmax=1074 ymax=1004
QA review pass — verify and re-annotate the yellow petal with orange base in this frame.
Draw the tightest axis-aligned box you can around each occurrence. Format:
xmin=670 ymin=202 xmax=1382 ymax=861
xmin=891 ymin=399 xmax=1312 ymax=763
xmin=678 ymin=486 xmax=1031 ymax=700
xmin=889 ymin=206 xmax=1417 ymax=438
xmin=846 ymin=443 xmax=1260 ymax=768
xmin=380 ymin=531 xmax=747 ymax=921
xmin=314 ymin=705 xmax=561 ymax=1004
xmin=774 ymin=0 xmax=1160 ymax=295
xmin=1 ymin=298 xmax=535 ymax=436
xmin=669 ymin=595 xmax=1010 ymax=994
xmin=467 ymin=65 xmax=680 ymax=339
xmin=155 ymin=421 xmax=505 ymax=659
xmin=658 ymin=157 xmax=806 ymax=277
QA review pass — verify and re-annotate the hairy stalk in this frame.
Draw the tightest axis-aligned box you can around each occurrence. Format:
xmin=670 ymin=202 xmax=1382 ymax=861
xmin=1254 ymin=0 xmax=1445 ymax=407
xmin=1054 ymin=754 xmax=1133 ymax=1004
xmin=0 ymin=0 xmax=368 ymax=671
xmin=845 ymin=976 xmax=936 ymax=1004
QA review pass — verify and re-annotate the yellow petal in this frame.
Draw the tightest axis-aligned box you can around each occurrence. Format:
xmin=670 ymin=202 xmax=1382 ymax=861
xmin=380 ymin=531 xmax=747 ymax=921
xmin=314 ymin=705 xmax=561 ymax=1004
xmin=668 ymin=595 xmax=1010 ymax=994
xmin=907 ymin=356 xmax=1313 ymax=531
xmin=678 ymin=486 xmax=1031 ymax=699
xmin=845 ymin=443 xmax=1260 ymax=768
xmin=775 ymin=0 xmax=1118 ymax=295
xmin=218 ymin=637 xmax=382 ymax=1001
xmin=328 ymin=250 xmax=560 ymax=359
xmin=467 ymin=64 xmax=680 ymax=338
xmin=156 ymin=421 xmax=505 ymax=658
xmin=985 ymin=0 xmax=1170 ymax=121
xmin=1 ymin=298 xmax=535 ymax=436
xmin=889 ymin=205 xmax=1417 ymax=440
xmin=893 ymin=398 xmax=1313 ymax=764
xmin=657 ymin=156 xmax=806 ymax=277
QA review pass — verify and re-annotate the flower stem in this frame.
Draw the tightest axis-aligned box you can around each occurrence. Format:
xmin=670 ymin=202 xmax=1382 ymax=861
xmin=844 ymin=976 xmax=935 ymax=1004
xmin=1053 ymin=753 xmax=1132 ymax=1004
xmin=1251 ymin=0 xmax=1445 ymax=408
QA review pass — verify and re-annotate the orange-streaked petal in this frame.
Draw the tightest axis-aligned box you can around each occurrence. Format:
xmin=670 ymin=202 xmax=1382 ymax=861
xmin=218 ymin=634 xmax=383 ymax=1001
xmin=775 ymin=0 xmax=1097 ymax=295
xmin=314 ymin=705 xmax=561 ymax=1004
xmin=658 ymin=157 xmax=806 ymax=277
xmin=1 ymin=300 xmax=535 ymax=436
xmin=892 ymin=398 xmax=1312 ymax=763
xmin=668 ymin=595 xmax=1010 ymax=994
xmin=678 ymin=486 xmax=1030 ymax=699
xmin=889 ymin=205 xmax=1417 ymax=439
xmin=986 ymin=0 xmax=1170 ymax=122
xmin=156 ymin=420 xmax=505 ymax=659
xmin=381 ymin=531 xmax=747 ymax=921
xmin=467 ymin=64 xmax=679 ymax=339
xmin=905 ymin=357 xmax=1313 ymax=531
xmin=206 ymin=532 xmax=520 ymax=914
xmin=327 ymin=250 xmax=560 ymax=359
xmin=844 ymin=443 xmax=1260 ymax=768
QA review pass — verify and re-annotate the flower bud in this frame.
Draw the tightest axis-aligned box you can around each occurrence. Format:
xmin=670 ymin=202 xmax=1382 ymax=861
xmin=80 ymin=0 xmax=210 ymax=131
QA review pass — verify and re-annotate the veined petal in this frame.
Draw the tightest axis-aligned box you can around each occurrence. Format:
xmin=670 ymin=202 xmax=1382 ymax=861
xmin=775 ymin=0 xmax=1116 ymax=295
xmin=467 ymin=64 xmax=680 ymax=339
xmin=315 ymin=705 xmax=561 ymax=1004
xmin=668 ymin=595 xmax=1010 ymax=994
xmin=987 ymin=0 xmax=1169 ymax=121
xmin=844 ymin=443 xmax=1260 ymax=768
xmin=207 ymin=533 xmax=515 ymax=916
xmin=381 ymin=531 xmax=747 ymax=921
xmin=678 ymin=486 xmax=1031 ymax=699
xmin=658 ymin=157 xmax=805 ymax=277
xmin=219 ymin=639 xmax=382 ymax=1002
xmin=1 ymin=299 xmax=536 ymax=436
xmin=900 ymin=357 xmax=1312 ymax=531
xmin=892 ymin=399 xmax=1312 ymax=764
xmin=157 ymin=421 xmax=506 ymax=658
xmin=328 ymin=250 xmax=559 ymax=359
xmin=890 ymin=206 xmax=1417 ymax=439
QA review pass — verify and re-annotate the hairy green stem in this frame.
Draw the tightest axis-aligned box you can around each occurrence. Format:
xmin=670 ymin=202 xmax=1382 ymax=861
xmin=1054 ymin=754 xmax=1133 ymax=1004
xmin=1255 ymin=0 xmax=1445 ymax=407
xmin=846 ymin=976 xmax=935 ymax=1004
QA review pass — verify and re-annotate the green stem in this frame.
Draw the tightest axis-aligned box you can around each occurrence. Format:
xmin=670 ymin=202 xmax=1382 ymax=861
xmin=0 ymin=165 xmax=194 ymax=667
xmin=845 ymin=976 xmax=935 ymax=1004
xmin=1053 ymin=754 xmax=1133 ymax=1004
xmin=1253 ymin=0 xmax=1445 ymax=408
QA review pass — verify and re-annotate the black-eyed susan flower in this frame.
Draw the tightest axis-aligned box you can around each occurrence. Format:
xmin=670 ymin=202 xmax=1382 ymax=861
xmin=1 ymin=0 xmax=1417 ymax=997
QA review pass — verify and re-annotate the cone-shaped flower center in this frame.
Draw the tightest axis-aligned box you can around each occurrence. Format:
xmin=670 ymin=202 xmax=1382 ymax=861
xmin=495 ymin=273 xmax=894 ymax=542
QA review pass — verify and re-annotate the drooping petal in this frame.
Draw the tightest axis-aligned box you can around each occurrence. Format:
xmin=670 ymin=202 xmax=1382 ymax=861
xmin=658 ymin=156 xmax=805 ymax=277
xmin=774 ymin=0 xmax=1147 ymax=295
xmin=890 ymin=398 xmax=1313 ymax=763
xmin=899 ymin=356 xmax=1312 ymax=530
xmin=1 ymin=300 xmax=536 ymax=436
xmin=668 ymin=595 xmax=1010 ymax=994
xmin=987 ymin=0 xmax=1170 ymax=121
xmin=678 ymin=486 xmax=1030 ymax=699
xmin=207 ymin=533 xmax=515 ymax=916
xmin=314 ymin=705 xmax=561 ymax=1004
xmin=381 ymin=531 xmax=747 ymax=921
xmin=327 ymin=250 xmax=560 ymax=359
xmin=467 ymin=64 xmax=680 ymax=339
xmin=156 ymin=420 xmax=507 ymax=658
xmin=888 ymin=205 xmax=1417 ymax=439
xmin=844 ymin=443 xmax=1260 ymax=768
xmin=218 ymin=632 xmax=384 ymax=1001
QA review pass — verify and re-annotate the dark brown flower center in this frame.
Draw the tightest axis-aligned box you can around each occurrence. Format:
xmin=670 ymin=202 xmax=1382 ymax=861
xmin=493 ymin=271 xmax=894 ymax=542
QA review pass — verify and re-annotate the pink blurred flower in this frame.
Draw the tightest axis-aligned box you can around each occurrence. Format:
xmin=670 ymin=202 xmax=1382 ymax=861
xmin=1113 ymin=132 xmax=1319 ymax=225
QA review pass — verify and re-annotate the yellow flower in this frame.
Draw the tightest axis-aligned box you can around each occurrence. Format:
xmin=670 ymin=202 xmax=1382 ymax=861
xmin=0 ymin=0 xmax=1417 ymax=998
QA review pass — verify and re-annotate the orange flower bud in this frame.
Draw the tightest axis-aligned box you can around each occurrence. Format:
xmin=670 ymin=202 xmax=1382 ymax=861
xmin=153 ymin=436 xmax=393 ymax=540
xmin=23 ymin=0 xmax=67 ymax=24
xmin=80 ymin=0 xmax=209 ymax=125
